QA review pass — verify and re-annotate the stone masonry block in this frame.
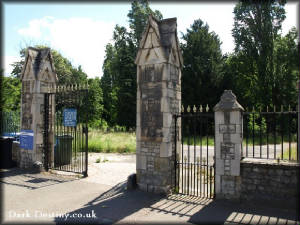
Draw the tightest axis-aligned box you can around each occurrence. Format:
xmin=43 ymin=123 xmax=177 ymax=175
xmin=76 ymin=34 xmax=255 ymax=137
xmin=154 ymin=157 xmax=170 ymax=172
xmin=216 ymin=159 xmax=225 ymax=176
xmin=160 ymin=142 xmax=172 ymax=157
xmin=229 ymin=111 xmax=242 ymax=124
xmin=137 ymin=155 xmax=147 ymax=170
xmin=215 ymin=111 xmax=224 ymax=125
xmin=163 ymin=113 xmax=172 ymax=127
xmin=161 ymin=98 xmax=170 ymax=113
xmin=230 ymin=133 xmax=242 ymax=144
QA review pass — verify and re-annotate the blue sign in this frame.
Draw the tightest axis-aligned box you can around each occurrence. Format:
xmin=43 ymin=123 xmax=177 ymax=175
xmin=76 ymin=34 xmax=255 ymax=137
xmin=20 ymin=130 xmax=34 ymax=150
xmin=63 ymin=108 xmax=77 ymax=127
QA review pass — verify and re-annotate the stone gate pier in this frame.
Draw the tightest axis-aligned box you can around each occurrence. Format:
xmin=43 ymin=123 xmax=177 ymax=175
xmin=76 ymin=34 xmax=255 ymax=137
xmin=214 ymin=90 xmax=244 ymax=201
xmin=135 ymin=15 xmax=183 ymax=194
xmin=19 ymin=47 xmax=57 ymax=168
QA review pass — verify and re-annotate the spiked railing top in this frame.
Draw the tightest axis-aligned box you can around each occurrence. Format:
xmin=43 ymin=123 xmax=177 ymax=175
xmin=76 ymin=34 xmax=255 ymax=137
xmin=56 ymin=84 xmax=89 ymax=93
xmin=181 ymin=104 xmax=212 ymax=113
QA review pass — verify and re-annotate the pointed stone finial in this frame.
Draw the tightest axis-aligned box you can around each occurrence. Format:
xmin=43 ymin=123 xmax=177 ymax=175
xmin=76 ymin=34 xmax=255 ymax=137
xmin=267 ymin=106 xmax=269 ymax=112
xmin=200 ymin=105 xmax=203 ymax=112
xmin=213 ymin=90 xmax=244 ymax=112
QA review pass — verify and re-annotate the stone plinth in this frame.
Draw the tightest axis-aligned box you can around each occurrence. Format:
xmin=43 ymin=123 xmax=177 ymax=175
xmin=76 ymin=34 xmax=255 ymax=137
xmin=135 ymin=15 xmax=182 ymax=194
xmin=214 ymin=90 xmax=244 ymax=201
xmin=20 ymin=47 xmax=57 ymax=169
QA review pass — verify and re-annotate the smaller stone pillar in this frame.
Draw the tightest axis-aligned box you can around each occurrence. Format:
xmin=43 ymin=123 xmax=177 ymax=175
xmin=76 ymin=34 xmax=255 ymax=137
xmin=213 ymin=90 xmax=244 ymax=201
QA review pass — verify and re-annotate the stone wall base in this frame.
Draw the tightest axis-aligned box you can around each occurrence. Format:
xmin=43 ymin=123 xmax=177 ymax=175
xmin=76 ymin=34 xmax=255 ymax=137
xmin=137 ymin=183 xmax=170 ymax=195
xmin=19 ymin=149 xmax=34 ymax=169
xmin=240 ymin=158 xmax=299 ymax=209
xmin=216 ymin=175 xmax=241 ymax=202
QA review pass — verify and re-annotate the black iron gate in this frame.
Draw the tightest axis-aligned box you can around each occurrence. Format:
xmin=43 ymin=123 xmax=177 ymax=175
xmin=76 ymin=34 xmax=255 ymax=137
xmin=43 ymin=86 xmax=88 ymax=176
xmin=174 ymin=108 xmax=215 ymax=198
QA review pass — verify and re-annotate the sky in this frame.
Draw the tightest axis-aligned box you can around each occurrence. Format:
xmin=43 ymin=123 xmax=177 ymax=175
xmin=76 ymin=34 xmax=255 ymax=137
xmin=3 ymin=1 xmax=299 ymax=78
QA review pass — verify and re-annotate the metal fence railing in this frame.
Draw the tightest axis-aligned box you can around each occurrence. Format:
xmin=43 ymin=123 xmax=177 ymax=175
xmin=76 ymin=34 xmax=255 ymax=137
xmin=0 ymin=111 xmax=20 ymax=137
xmin=174 ymin=105 xmax=215 ymax=198
xmin=242 ymin=107 xmax=298 ymax=161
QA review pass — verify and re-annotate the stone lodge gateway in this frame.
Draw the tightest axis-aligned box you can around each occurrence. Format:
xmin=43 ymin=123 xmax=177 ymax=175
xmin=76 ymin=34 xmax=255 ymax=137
xmin=134 ymin=15 xmax=299 ymax=209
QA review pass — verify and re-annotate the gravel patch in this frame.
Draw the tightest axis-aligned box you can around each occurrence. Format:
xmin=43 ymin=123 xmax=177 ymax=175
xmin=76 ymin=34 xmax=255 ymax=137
xmin=82 ymin=153 xmax=136 ymax=186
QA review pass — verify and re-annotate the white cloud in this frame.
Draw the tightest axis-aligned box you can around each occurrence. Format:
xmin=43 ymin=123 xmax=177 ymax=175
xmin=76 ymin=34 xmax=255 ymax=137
xmin=18 ymin=16 xmax=116 ymax=78
xmin=3 ymin=55 xmax=21 ymax=76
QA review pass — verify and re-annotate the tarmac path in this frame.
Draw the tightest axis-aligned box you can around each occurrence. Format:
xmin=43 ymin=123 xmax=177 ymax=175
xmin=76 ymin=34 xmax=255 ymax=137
xmin=1 ymin=153 xmax=299 ymax=224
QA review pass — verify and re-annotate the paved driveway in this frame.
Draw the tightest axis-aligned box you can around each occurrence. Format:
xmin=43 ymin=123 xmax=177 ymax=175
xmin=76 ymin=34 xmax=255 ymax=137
xmin=1 ymin=154 xmax=299 ymax=224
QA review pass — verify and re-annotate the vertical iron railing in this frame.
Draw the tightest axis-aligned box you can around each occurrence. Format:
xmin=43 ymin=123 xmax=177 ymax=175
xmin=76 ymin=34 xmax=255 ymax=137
xmin=43 ymin=85 xmax=88 ymax=176
xmin=43 ymin=93 xmax=50 ymax=171
xmin=0 ymin=111 xmax=20 ymax=137
xmin=174 ymin=105 xmax=215 ymax=198
xmin=242 ymin=106 xmax=298 ymax=161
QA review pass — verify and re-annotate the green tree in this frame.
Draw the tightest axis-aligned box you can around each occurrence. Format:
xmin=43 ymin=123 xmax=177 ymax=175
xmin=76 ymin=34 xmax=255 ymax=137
xmin=101 ymin=43 xmax=118 ymax=126
xmin=86 ymin=77 xmax=104 ymax=128
xmin=2 ymin=75 xmax=21 ymax=112
xmin=273 ymin=27 xmax=299 ymax=106
xmin=113 ymin=25 xmax=137 ymax=129
xmin=232 ymin=0 xmax=287 ymax=108
xmin=101 ymin=0 xmax=163 ymax=129
xmin=127 ymin=0 xmax=163 ymax=46
xmin=10 ymin=45 xmax=88 ymax=86
xmin=220 ymin=52 xmax=257 ymax=108
xmin=181 ymin=19 xmax=224 ymax=107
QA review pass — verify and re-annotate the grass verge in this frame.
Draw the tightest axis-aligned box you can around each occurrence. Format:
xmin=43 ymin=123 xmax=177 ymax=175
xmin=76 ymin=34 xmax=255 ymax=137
xmin=88 ymin=130 xmax=136 ymax=153
xmin=282 ymin=147 xmax=298 ymax=161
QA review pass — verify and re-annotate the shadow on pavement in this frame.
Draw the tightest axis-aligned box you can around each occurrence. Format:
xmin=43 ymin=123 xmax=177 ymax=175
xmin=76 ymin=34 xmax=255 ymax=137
xmin=189 ymin=199 xmax=299 ymax=225
xmin=54 ymin=181 xmax=299 ymax=224
xmin=54 ymin=181 xmax=164 ymax=224
xmin=0 ymin=167 xmax=77 ymax=190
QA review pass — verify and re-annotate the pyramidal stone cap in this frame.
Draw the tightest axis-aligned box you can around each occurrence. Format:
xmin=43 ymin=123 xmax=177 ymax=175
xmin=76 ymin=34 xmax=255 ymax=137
xmin=214 ymin=90 xmax=244 ymax=112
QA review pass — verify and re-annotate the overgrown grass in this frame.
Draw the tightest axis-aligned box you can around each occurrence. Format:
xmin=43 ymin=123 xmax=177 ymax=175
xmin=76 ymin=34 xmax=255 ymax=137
xmin=183 ymin=136 xmax=214 ymax=146
xmin=88 ymin=130 xmax=136 ymax=153
xmin=283 ymin=147 xmax=298 ymax=161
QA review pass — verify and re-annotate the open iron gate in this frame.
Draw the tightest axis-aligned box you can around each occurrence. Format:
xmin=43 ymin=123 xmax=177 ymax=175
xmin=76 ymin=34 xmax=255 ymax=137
xmin=43 ymin=86 xmax=88 ymax=176
xmin=174 ymin=112 xmax=215 ymax=198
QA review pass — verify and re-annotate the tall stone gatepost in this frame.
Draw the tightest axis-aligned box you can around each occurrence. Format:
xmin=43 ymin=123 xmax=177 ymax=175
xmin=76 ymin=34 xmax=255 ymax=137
xmin=20 ymin=47 xmax=57 ymax=169
xmin=214 ymin=90 xmax=244 ymax=201
xmin=135 ymin=15 xmax=183 ymax=194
